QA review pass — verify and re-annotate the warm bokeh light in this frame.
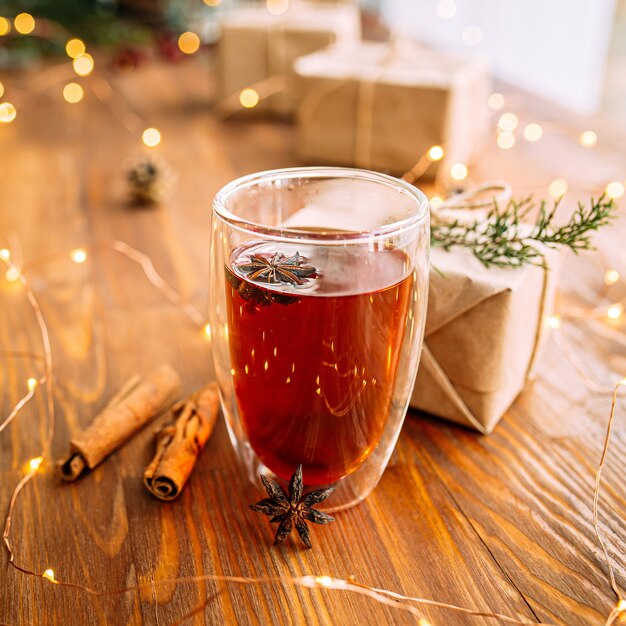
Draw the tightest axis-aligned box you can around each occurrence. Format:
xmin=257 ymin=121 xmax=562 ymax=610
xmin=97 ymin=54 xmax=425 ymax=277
xmin=487 ymin=93 xmax=505 ymax=110
xmin=605 ymin=181 xmax=625 ymax=199
xmin=65 ymin=38 xmax=86 ymax=59
xmin=607 ymin=304 xmax=623 ymax=320
xmin=604 ymin=269 xmax=620 ymax=285
xmin=266 ymin=0 xmax=289 ymax=15
xmin=579 ymin=130 xmax=597 ymax=148
xmin=0 ymin=102 xmax=17 ymax=123
xmin=497 ymin=112 xmax=518 ymax=132
xmin=203 ymin=0 xmax=222 ymax=5
xmin=462 ymin=25 xmax=482 ymax=46
xmin=204 ymin=323 xmax=211 ymax=339
xmin=436 ymin=0 xmax=457 ymax=19
xmin=178 ymin=31 xmax=201 ymax=55
xmin=70 ymin=248 xmax=87 ymax=264
xmin=315 ymin=576 xmax=333 ymax=587
xmin=523 ymin=123 xmax=543 ymax=142
xmin=5 ymin=267 xmax=20 ymax=282
xmin=0 ymin=17 xmax=10 ymax=36
xmin=142 ymin=127 xmax=161 ymax=147
xmin=239 ymin=88 xmax=260 ymax=108
xmin=42 ymin=569 xmax=56 ymax=582
xmin=427 ymin=145 xmax=444 ymax=161
xmin=497 ymin=132 xmax=515 ymax=149
xmin=548 ymin=177 xmax=568 ymax=198
xmin=0 ymin=81 xmax=4 ymax=99
xmin=27 ymin=378 xmax=38 ymax=391
xmin=73 ymin=53 xmax=94 ymax=77
xmin=548 ymin=315 xmax=561 ymax=329
xmin=430 ymin=196 xmax=444 ymax=210
xmin=14 ymin=13 xmax=35 ymax=35
xmin=450 ymin=163 xmax=468 ymax=181
xmin=63 ymin=82 xmax=84 ymax=104
xmin=29 ymin=456 xmax=43 ymax=470
xmin=0 ymin=248 xmax=9 ymax=260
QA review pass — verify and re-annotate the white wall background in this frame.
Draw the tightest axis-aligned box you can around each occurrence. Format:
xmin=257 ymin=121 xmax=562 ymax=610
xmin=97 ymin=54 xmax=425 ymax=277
xmin=381 ymin=0 xmax=618 ymax=114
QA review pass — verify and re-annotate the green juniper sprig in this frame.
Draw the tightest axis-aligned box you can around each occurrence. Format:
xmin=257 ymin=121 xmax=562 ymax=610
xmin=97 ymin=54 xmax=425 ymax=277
xmin=430 ymin=194 xmax=616 ymax=269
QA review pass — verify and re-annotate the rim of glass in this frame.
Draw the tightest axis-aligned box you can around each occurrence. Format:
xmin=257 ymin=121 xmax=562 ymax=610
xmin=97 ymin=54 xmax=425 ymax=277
xmin=212 ymin=167 xmax=429 ymax=243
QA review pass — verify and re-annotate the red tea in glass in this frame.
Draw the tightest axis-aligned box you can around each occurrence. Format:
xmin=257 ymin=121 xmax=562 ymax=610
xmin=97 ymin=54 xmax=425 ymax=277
xmin=225 ymin=242 xmax=412 ymax=485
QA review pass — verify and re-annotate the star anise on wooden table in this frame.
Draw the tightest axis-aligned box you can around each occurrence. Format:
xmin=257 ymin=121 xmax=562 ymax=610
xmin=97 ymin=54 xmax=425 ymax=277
xmin=250 ymin=465 xmax=335 ymax=548
xmin=237 ymin=252 xmax=317 ymax=286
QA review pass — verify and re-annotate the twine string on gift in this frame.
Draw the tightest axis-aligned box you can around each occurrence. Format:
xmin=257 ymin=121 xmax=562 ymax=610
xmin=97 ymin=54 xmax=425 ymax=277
xmin=1 ymin=239 xmax=624 ymax=625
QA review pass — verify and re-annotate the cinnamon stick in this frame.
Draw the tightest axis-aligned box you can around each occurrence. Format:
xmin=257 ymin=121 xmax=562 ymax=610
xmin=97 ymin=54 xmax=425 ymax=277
xmin=58 ymin=364 xmax=181 ymax=481
xmin=143 ymin=382 xmax=220 ymax=501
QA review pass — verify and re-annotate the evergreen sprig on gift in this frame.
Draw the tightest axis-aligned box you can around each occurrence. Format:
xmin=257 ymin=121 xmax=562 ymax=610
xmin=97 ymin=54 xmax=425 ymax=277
xmin=430 ymin=194 xmax=616 ymax=268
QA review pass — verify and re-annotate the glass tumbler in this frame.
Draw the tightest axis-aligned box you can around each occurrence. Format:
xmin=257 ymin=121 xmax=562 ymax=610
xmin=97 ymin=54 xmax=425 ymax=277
xmin=209 ymin=167 xmax=429 ymax=511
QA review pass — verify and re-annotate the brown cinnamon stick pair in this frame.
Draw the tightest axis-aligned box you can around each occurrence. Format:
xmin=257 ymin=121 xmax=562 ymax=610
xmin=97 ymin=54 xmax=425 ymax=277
xmin=56 ymin=365 xmax=219 ymax=501
xmin=58 ymin=364 xmax=182 ymax=481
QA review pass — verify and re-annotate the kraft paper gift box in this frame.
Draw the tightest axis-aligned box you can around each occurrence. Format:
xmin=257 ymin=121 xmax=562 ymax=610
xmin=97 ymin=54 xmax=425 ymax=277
xmin=293 ymin=42 xmax=490 ymax=176
xmin=217 ymin=2 xmax=361 ymax=116
xmin=409 ymin=245 xmax=560 ymax=434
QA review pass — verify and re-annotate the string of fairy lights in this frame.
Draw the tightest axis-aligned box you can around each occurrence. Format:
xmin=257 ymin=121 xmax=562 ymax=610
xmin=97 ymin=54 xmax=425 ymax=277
xmin=1 ymin=3 xmax=625 ymax=625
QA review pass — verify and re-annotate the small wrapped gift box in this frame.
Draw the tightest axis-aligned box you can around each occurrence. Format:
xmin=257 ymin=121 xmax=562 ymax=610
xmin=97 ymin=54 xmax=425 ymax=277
xmin=293 ymin=42 xmax=490 ymax=176
xmin=410 ymin=245 xmax=560 ymax=433
xmin=217 ymin=2 xmax=361 ymax=116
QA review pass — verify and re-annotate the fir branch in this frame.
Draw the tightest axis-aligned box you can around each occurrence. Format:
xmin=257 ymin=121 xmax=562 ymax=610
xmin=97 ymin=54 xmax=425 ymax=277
xmin=431 ymin=194 xmax=616 ymax=269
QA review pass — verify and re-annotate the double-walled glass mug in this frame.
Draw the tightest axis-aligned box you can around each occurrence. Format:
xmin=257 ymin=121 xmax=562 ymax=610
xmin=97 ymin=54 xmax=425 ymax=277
xmin=209 ymin=167 xmax=429 ymax=511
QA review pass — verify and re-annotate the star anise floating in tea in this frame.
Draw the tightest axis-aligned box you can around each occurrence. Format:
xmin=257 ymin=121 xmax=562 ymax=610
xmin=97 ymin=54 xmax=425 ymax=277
xmin=237 ymin=252 xmax=317 ymax=286
xmin=250 ymin=465 xmax=335 ymax=548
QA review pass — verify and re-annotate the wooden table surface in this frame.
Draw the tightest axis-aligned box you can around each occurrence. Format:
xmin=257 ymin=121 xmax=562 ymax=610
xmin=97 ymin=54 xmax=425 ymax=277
xmin=0 ymin=56 xmax=625 ymax=626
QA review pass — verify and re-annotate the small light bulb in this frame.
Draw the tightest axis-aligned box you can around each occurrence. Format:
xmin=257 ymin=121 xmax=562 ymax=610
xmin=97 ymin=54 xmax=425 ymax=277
xmin=0 ymin=80 xmax=4 ymax=98
xmin=266 ymin=0 xmax=289 ymax=15
xmin=142 ymin=127 xmax=161 ymax=147
xmin=239 ymin=88 xmax=260 ymax=109
xmin=418 ymin=619 xmax=432 ymax=626
xmin=427 ymin=145 xmax=444 ymax=161
xmin=0 ymin=102 xmax=17 ymax=123
xmin=436 ymin=0 xmax=457 ymax=20
xmin=607 ymin=304 xmax=623 ymax=320
xmin=63 ymin=82 xmax=84 ymax=104
xmin=42 ymin=569 xmax=56 ymax=582
xmin=178 ymin=31 xmax=201 ymax=55
xmin=27 ymin=378 xmax=38 ymax=391
xmin=29 ymin=456 xmax=43 ymax=471
xmin=204 ymin=323 xmax=211 ymax=338
xmin=65 ymin=38 xmax=86 ymax=59
xmin=450 ymin=163 xmax=468 ymax=181
xmin=523 ymin=123 xmax=543 ymax=142
xmin=70 ymin=248 xmax=87 ymax=264
xmin=497 ymin=112 xmax=518 ymax=132
xmin=487 ymin=93 xmax=505 ymax=110
xmin=73 ymin=53 xmax=94 ymax=77
xmin=0 ymin=17 xmax=11 ymax=36
xmin=605 ymin=181 xmax=625 ymax=200
xmin=0 ymin=248 xmax=10 ymax=260
xmin=430 ymin=195 xmax=444 ymax=210
xmin=497 ymin=132 xmax=515 ymax=150
xmin=617 ymin=598 xmax=626 ymax=612
xmin=579 ymin=130 xmax=597 ymax=148
xmin=604 ymin=269 xmax=620 ymax=285
xmin=315 ymin=576 xmax=333 ymax=587
xmin=548 ymin=178 xmax=568 ymax=199
xmin=548 ymin=314 xmax=561 ymax=329
xmin=14 ymin=13 xmax=35 ymax=35
xmin=5 ymin=267 xmax=20 ymax=282
xmin=462 ymin=25 xmax=482 ymax=46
